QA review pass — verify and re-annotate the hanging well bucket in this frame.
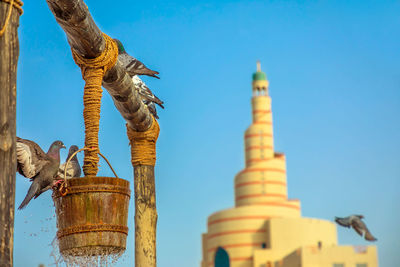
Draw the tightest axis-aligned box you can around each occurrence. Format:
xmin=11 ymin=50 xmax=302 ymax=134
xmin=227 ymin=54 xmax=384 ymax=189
xmin=53 ymin=151 xmax=130 ymax=256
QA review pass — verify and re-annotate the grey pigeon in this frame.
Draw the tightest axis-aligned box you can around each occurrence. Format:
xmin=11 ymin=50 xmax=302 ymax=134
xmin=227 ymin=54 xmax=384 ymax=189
xmin=132 ymin=75 xmax=164 ymax=119
xmin=114 ymin=38 xmax=160 ymax=79
xmin=335 ymin=215 xmax=377 ymax=241
xmin=16 ymin=137 xmax=65 ymax=209
xmin=58 ymin=145 xmax=81 ymax=180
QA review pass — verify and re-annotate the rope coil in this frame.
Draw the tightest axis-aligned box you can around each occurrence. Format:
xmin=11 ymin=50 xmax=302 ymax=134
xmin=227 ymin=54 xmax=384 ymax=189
xmin=71 ymin=33 xmax=118 ymax=176
xmin=126 ymin=117 xmax=160 ymax=166
xmin=0 ymin=0 xmax=23 ymax=37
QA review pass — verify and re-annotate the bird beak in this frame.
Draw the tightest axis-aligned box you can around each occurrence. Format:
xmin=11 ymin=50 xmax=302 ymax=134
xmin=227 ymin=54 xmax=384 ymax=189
xmin=62 ymin=145 xmax=66 ymax=149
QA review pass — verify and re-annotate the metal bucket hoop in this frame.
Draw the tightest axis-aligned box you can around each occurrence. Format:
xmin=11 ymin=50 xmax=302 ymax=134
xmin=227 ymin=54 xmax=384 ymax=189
xmin=59 ymin=147 xmax=119 ymax=196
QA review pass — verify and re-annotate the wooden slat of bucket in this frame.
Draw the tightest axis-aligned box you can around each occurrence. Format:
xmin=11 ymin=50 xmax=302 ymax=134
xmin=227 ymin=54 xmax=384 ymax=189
xmin=54 ymin=177 xmax=130 ymax=256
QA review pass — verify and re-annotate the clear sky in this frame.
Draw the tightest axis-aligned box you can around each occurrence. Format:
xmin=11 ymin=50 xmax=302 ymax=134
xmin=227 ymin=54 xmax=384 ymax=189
xmin=13 ymin=0 xmax=399 ymax=266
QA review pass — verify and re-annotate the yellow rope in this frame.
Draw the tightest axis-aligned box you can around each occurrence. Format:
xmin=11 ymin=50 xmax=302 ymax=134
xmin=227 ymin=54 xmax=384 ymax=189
xmin=126 ymin=117 xmax=160 ymax=166
xmin=0 ymin=0 xmax=23 ymax=37
xmin=71 ymin=33 xmax=118 ymax=176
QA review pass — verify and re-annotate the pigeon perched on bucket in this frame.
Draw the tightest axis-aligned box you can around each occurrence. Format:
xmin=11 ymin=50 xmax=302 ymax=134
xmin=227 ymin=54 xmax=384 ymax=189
xmin=335 ymin=215 xmax=377 ymax=241
xmin=58 ymin=145 xmax=81 ymax=180
xmin=16 ymin=137 xmax=65 ymax=209
xmin=114 ymin=38 xmax=159 ymax=79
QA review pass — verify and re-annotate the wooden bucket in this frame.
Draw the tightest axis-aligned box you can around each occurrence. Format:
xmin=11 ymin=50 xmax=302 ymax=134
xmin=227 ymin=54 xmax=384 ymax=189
xmin=54 ymin=176 xmax=130 ymax=256
xmin=53 ymin=155 xmax=131 ymax=256
xmin=54 ymin=149 xmax=130 ymax=256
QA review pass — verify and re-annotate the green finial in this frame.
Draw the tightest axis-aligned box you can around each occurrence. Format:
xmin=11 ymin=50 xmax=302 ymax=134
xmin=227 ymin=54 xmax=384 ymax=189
xmin=252 ymin=60 xmax=267 ymax=81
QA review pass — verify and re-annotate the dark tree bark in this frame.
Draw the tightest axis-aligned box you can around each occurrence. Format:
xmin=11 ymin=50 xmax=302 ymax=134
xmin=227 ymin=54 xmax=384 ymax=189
xmin=134 ymin=166 xmax=157 ymax=267
xmin=0 ymin=2 xmax=21 ymax=267
xmin=45 ymin=0 xmax=153 ymax=131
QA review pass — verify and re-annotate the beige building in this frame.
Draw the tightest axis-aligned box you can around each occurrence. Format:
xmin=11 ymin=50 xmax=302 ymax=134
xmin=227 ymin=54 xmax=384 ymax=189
xmin=201 ymin=63 xmax=378 ymax=267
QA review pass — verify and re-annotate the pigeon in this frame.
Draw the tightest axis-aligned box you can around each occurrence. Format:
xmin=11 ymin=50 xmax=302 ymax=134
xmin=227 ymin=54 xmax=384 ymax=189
xmin=131 ymin=75 xmax=164 ymax=119
xmin=58 ymin=145 xmax=81 ymax=180
xmin=16 ymin=137 xmax=65 ymax=209
xmin=113 ymin=38 xmax=164 ymax=119
xmin=114 ymin=38 xmax=160 ymax=79
xmin=335 ymin=215 xmax=377 ymax=241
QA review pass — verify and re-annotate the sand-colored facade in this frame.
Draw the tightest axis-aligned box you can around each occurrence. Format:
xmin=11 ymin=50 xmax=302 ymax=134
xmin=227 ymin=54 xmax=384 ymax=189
xmin=201 ymin=63 xmax=378 ymax=267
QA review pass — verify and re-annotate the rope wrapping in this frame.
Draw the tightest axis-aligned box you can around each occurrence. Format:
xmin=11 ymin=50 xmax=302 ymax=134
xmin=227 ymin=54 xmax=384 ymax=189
xmin=126 ymin=117 xmax=160 ymax=166
xmin=0 ymin=0 xmax=23 ymax=37
xmin=0 ymin=0 xmax=23 ymax=14
xmin=71 ymin=33 xmax=118 ymax=176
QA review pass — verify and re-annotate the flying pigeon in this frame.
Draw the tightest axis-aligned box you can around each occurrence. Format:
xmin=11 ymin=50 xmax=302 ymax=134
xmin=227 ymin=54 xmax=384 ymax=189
xmin=114 ymin=38 xmax=160 ymax=79
xmin=16 ymin=137 xmax=65 ymax=209
xmin=335 ymin=215 xmax=377 ymax=241
xmin=132 ymin=75 xmax=164 ymax=119
xmin=58 ymin=145 xmax=81 ymax=180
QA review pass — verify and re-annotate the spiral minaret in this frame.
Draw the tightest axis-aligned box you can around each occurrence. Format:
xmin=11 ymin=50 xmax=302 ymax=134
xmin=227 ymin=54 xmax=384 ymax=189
xmin=234 ymin=62 xmax=295 ymax=208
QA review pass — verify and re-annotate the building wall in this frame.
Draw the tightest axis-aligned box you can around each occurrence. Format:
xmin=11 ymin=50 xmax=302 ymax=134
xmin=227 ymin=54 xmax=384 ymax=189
xmin=252 ymin=218 xmax=336 ymax=267
xmin=234 ymin=154 xmax=289 ymax=206
xmin=301 ymin=245 xmax=378 ymax=267
xmin=268 ymin=218 xmax=337 ymax=252
xmin=204 ymin=205 xmax=301 ymax=267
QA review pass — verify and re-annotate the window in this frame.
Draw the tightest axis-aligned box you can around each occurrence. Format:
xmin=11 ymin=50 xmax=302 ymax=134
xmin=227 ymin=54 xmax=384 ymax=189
xmin=333 ymin=264 xmax=344 ymax=267
xmin=215 ymin=247 xmax=229 ymax=267
xmin=261 ymin=242 xmax=267 ymax=248
xmin=356 ymin=264 xmax=367 ymax=267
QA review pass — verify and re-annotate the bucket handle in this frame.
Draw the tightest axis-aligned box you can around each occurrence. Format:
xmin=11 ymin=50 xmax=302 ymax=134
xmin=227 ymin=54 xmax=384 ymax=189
xmin=58 ymin=147 xmax=119 ymax=196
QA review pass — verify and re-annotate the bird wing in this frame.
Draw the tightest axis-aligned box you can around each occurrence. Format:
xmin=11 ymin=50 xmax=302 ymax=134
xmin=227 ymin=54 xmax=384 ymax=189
xmin=58 ymin=161 xmax=81 ymax=180
xmin=351 ymin=218 xmax=373 ymax=239
xmin=119 ymin=54 xmax=159 ymax=79
xmin=132 ymin=76 xmax=164 ymax=108
xmin=352 ymin=219 xmax=377 ymax=241
xmin=335 ymin=217 xmax=351 ymax=228
xmin=16 ymin=137 xmax=49 ymax=178
xmin=352 ymin=223 xmax=364 ymax=237
xmin=364 ymin=229 xmax=377 ymax=241
xmin=144 ymin=101 xmax=159 ymax=119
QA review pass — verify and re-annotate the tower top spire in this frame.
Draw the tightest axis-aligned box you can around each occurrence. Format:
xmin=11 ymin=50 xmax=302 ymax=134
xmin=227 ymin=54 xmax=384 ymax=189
xmin=256 ymin=60 xmax=261 ymax=72
xmin=252 ymin=61 xmax=267 ymax=81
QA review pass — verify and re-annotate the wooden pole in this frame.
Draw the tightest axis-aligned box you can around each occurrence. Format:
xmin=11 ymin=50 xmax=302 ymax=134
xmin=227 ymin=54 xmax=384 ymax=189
xmin=0 ymin=1 xmax=22 ymax=267
xmin=134 ymin=166 xmax=157 ymax=266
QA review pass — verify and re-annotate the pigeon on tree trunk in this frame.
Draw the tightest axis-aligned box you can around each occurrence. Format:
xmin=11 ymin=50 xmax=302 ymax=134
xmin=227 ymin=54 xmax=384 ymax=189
xmin=335 ymin=215 xmax=377 ymax=241
xmin=16 ymin=137 xmax=66 ymax=209
xmin=114 ymin=38 xmax=159 ymax=79
xmin=113 ymin=38 xmax=164 ymax=119
xmin=131 ymin=76 xmax=164 ymax=119
xmin=58 ymin=145 xmax=81 ymax=180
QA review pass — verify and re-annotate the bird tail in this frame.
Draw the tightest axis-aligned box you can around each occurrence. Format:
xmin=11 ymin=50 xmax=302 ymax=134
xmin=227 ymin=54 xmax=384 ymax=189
xmin=365 ymin=230 xmax=377 ymax=241
xmin=140 ymin=69 xmax=159 ymax=79
xmin=141 ymin=92 xmax=164 ymax=109
xmin=18 ymin=181 xmax=40 ymax=210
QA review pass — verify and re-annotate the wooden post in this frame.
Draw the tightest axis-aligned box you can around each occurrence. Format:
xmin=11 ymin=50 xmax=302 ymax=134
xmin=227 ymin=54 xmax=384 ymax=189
xmin=0 ymin=1 xmax=22 ymax=267
xmin=134 ymin=166 xmax=157 ymax=266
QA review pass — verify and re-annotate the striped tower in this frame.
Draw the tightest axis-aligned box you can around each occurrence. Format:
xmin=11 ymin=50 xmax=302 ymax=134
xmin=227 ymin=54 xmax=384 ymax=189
xmin=235 ymin=61 xmax=296 ymax=207
xmin=201 ymin=62 xmax=301 ymax=267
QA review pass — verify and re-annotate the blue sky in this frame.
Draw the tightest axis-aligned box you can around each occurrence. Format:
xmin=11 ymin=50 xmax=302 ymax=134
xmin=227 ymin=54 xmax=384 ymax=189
xmin=14 ymin=0 xmax=399 ymax=266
